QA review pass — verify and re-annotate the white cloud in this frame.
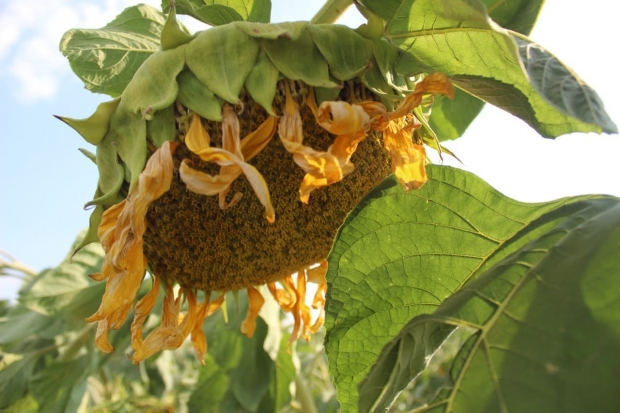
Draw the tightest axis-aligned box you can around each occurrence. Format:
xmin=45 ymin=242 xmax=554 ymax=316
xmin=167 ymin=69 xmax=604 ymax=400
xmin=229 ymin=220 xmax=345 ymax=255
xmin=1 ymin=0 xmax=161 ymax=103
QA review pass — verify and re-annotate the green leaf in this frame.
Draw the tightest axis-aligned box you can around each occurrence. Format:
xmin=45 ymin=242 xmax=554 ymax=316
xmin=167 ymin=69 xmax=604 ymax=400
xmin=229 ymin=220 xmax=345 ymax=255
xmin=54 ymin=98 xmax=120 ymax=146
xmin=147 ymin=104 xmax=177 ymax=147
xmin=59 ymin=5 xmax=164 ymax=97
xmin=483 ymin=0 xmax=544 ymax=35
xmin=0 ymin=307 xmax=65 ymax=345
xmin=187 ymin=355 xmax=230 ymax=412
xmin=262 ymin=26 xmax=339 ymax=88
xmin=186 ymin=25 xmax=260 ymax=104
xmin=163 ymin=0 xmax=272 ymax=25
xmin=177 ymin=69 xmax=224 ymax=122
xmin=72 ymin=204 xmax=103 ymax=252
xmin=0 ymin=354 xmax=38 ymax=408
xmin=428 ymin=0 xmax=546 ymax=141
xmin=19 ymin=236 xmax=104 ymax=319
xmin=307 ymin=25 xmax=374 ymax=81
xmin=361 ymin=198 xmax=620 ymax=412
xmin=258 ymin=335 xmax=296 ymax=412
xmin=120 ymin=45 xmax=187 ymax=119
xmin=108 ymin=101 xmax=147 ymax=192
xmin=229 ymin=319 xmax=273 ymax=411
xmin=429 ymin=88 xmax=484 ymax=141
xmin=324 ymin=165 xmax=616 ymax=413
xmin=360 ymin=0 xmax=612 ymax=137
xmin=228 ymin=0 xmax=272 ymax=23
xmin=163 ymin=0 xmax=243 ymax=26
xmin=95 ymin=135 xmax=123 ymax=199
xmin=514 ymin=34 xmax=618 ymax=134
xmin=30 ymin=355 xmax=92 ymax=413
xmin=244 ymin=50 xmax=279 ymax=115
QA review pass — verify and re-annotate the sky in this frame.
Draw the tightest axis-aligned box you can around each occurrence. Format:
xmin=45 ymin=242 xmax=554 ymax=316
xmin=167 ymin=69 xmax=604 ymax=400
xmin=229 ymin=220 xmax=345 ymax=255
xmin=1 ymin=0 xmax=619 ymax=300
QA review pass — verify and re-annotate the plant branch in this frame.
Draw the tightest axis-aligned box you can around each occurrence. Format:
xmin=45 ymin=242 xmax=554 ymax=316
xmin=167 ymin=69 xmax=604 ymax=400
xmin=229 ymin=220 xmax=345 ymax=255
xmin=310 ymin=0 xmax=353 ymax=24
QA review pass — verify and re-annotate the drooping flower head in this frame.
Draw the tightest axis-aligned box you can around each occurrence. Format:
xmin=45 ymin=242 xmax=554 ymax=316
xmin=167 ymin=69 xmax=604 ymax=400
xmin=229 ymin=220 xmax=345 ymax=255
xmin=58 ymin=6 xmax=454 ymax=363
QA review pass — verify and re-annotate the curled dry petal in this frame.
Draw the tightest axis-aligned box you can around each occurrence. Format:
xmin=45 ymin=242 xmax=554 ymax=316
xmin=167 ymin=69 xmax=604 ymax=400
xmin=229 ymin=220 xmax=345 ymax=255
xmin=206 ymin=294 xmax=226 ymax=316
xmin=190 ymin=294 xmax=210 ymax=365
xmin=87 ymin=141 xmax=177 ymax=353
xmin=131 ymin=326 xmax=185 ymax=364
xmin=180 ymin=111 xmax=276 ymax=222
xmin=310 ymin=309 xmax=325 ymax=334
xmin=305 ymin=261 xmax=327 ymax=284
xmin=184 ymin=113 xmax=211 ymax=153
xmin=268 ymin=279 xmax=296 ymax=312
xmin=389 ymin=73 xmax=454 ymax=120
xmin=130 ymin=274 xmax=161 ymax=352
xmin=383 ymin=119 xmax=428 ymax=190
xmin=240 ymin=116 xmax=277 ymax=161
xmin=241 ymin=286 xmax=265 ymax=338
xmin=280 ymin=88 xmax=371 ymax=203
xmin=316 ymin=101 xmax=370 ymax=135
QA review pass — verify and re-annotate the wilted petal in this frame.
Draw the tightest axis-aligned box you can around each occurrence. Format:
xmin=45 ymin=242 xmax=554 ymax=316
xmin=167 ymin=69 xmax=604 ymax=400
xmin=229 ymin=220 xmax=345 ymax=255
xmin=130 ymin=274 xmax=161 ymax=351
xmin=98 ymin=200 xmax=126 ymax=252
xmin=306 ymin=261 xmax=327 ymax=284
xmin=185 ymin=113 xmax=211 ymax=153
xmin=316 ymin=101 xmax=370 ymax=135
xmin=221 ymin=104 xmax=243 ymax=159
xmin=383 ymin=120 xmax=428 ymax=190
xmin=241 ymin=286 xmax=265 ymax=338
xmin=90 ymin=139 xmax=176 ymax=337
xmin=131 ymin=326 xmax=184 ymax=364
xmin=312 ymin=282 xmax=327 ymax=310
xmin=240 ymin=116 xmax=277 ymax=161
xmin=268 ymin=280 xmax=296 ymax=312
xmin=190 ymin=294 xmax=210 ymax=365
xmin=94 ymin=319 xmax=113 ymax=353
xmin=296 ymin=273 xmax=312 ymax=341
xmin=180 ymin=159 xmax=239 ymax=196
xmin=206 ymin=294 xmax=226 ymax=316
xmin=389 ymin=73 xmax=454 ymax=120
xmin=310 ymin=309 xmax=325 ymax=334
xmin=179 ymin=290 xmax=199 ymax=338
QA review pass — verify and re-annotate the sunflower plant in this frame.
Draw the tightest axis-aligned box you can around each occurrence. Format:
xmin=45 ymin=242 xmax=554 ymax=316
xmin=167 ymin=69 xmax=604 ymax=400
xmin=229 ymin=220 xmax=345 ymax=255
xmin=1 ymin=0 xmax=619 ymax=412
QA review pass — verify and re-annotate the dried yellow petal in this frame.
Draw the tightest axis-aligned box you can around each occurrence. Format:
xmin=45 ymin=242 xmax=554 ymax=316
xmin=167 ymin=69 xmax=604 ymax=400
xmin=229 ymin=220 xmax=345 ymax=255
xmin=241 ymin=286 xmax=265 ymax=338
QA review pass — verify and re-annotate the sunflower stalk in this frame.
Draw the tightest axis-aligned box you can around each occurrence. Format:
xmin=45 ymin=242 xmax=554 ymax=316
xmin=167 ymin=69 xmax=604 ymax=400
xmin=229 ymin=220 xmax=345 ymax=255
xmin=310 ymin=0 xmax=353 ymax=24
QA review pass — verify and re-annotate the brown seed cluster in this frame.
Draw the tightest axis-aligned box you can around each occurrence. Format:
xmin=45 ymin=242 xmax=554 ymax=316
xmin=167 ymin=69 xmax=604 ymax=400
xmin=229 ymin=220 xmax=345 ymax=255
xmin=143 ymin=89 xmax=391 ymax=292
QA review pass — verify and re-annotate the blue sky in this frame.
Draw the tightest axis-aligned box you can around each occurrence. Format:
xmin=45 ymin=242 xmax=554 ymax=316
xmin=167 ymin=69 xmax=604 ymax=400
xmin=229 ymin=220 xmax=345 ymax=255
xmin=1 ymin=0 xmax=619 ymax=300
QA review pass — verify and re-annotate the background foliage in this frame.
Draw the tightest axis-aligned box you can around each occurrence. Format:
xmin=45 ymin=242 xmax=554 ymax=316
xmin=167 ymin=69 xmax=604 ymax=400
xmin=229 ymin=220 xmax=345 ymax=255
xmin=1 ymin=0 xmax=619 ymax=412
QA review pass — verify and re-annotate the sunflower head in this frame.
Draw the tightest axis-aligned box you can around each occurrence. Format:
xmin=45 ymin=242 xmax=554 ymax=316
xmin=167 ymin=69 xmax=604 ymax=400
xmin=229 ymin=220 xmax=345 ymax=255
xmin=58 ymin=7 xmax=454 ymax=363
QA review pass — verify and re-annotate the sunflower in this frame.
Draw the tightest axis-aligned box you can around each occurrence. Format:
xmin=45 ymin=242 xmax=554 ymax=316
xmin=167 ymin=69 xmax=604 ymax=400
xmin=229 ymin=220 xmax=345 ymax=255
xmin=58 ymin=8 xmax=454 ymax=364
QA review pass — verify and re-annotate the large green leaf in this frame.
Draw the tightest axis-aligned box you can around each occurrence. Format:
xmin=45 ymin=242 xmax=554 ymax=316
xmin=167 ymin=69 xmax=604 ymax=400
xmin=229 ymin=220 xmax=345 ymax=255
xmin=482 ymin=0 xmax=544 ymax=35
xmin=514 ymin=34 xmax=618 ymax=134
xmin=19 ymin=235 xmax=104 ymax=319
xmin=162 ymin=0 xmax=272 ymax=25
xmin=0 ymin=354 xmax=39 ymax=408
xmin=360 ymin=198 xmax=620 ymax=412
xmin=187 ymin=355 xmax=230 ymax=412
xmin=426 ymin=0 xmax=546 ymax=141
xmin=324 ymin=165 xmax=616 ymax=412
xmin=429 ymin=88 xmax=484 ymax=141
xmin=59 ymin=5 xmax=164 ymax=97
xmin=0 ymin=308 xmax=66 ymax=348
xmin=359 ymin=0 xmax=612 ymax=137
xmin=257 ymin=335 xmax=296 ymax=412
xmin=426 ymin=0 xmax=544 ymax=140
xmin=30 ymin=355 xmax=92 ymax=413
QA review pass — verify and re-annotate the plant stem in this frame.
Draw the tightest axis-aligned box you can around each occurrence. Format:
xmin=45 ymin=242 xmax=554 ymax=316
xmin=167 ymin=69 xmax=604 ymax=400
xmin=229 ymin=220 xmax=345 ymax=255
xmin=311 ymin=0 xmax=353 ymax=24
xmin=58 ymin=324 xmax=95 ymax=362
xmin=295 ymin=375 xmax=318 ymax=413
